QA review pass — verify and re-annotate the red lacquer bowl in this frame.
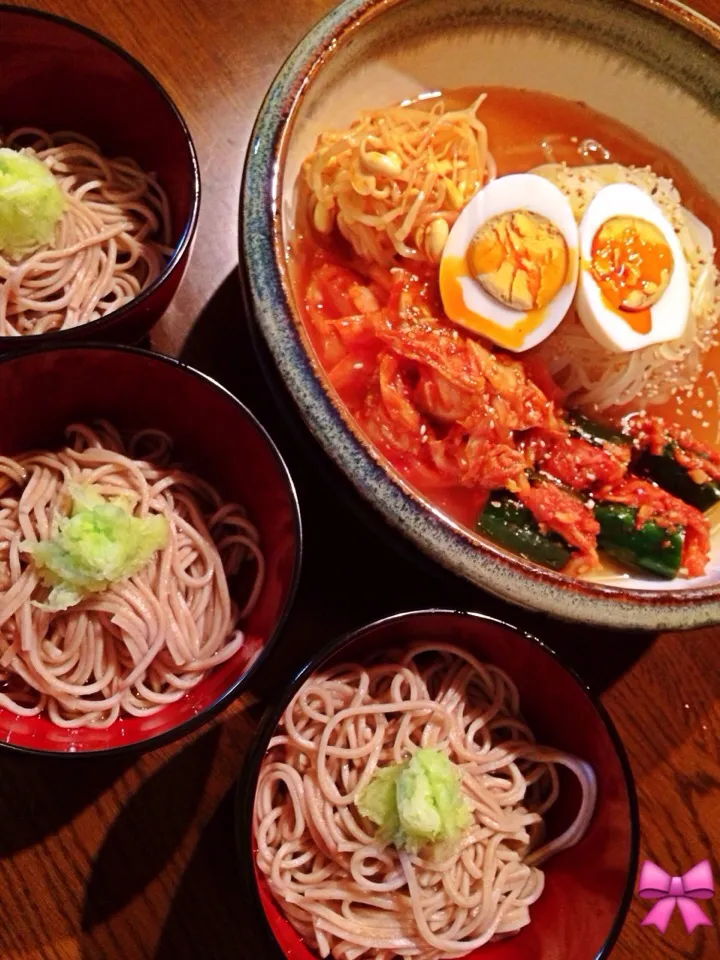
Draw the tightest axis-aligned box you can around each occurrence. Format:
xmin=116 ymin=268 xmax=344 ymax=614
xmin=0 ymin=5 xmax=200 ymax=347
xmin=0 ymin=344 xmax=302 ymax=755
xmin=236 ymin=610 xmax=638 ymax=960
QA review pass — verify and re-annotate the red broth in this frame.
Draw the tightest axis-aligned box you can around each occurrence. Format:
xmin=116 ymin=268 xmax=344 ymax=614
xmin=289 ymin=87 xmax=720 ymax=532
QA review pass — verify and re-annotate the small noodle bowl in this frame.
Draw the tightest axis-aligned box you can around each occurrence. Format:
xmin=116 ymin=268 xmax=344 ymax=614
xmin=0 ymin=5 xmax=200 ymax=347
xmin=236 ymin=610 xmax=638 ymax=960
xmin=0 ymin=344 xmax=302 ymax=755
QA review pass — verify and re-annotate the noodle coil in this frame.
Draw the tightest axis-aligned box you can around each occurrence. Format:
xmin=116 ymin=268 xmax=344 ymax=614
xmin=0 ymin=128 xmax=172 ymax=336
xmin=0 ymin=422 xmax=264 ymax=727
xmin=255 ymin=642 xmax=596 ymax=960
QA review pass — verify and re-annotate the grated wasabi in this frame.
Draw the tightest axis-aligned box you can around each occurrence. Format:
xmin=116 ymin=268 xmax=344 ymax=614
xmin=0 ymin=147 xmax=65 ymax=258
xmin=22 ymin=483 xmax=168 ymax=611
xmin=356 ymin=747 xmax=470 ymax=853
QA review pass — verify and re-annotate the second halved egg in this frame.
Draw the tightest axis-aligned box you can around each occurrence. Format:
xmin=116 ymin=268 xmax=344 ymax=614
xmin=439 ymin=173 xmax=579 ymax=352
xmin=575 ymin=182 xmax=690 ymax=353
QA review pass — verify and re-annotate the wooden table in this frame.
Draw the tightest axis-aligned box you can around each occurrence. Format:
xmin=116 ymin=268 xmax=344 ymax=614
xmin=1 ymin=1 xmax=719 ymax=958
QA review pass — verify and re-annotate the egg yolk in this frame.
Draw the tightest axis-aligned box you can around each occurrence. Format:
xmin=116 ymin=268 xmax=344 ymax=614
xmin=590 ymin=216 xmax=673 ymax=333
xmin=468 ymin=210 xmax=569 ymax=311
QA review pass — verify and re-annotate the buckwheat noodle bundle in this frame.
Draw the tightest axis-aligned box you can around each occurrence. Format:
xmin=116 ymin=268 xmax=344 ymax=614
xmin=0 ymin=422 xmax=264 ymax=727
xmin=0 ymin=128 xmax=172 ymax=336
xmin=255 ymin=643 xmax=596 ymax=960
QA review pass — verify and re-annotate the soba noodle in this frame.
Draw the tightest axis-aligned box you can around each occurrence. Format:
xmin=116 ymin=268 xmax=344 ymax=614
xmin=0 ymin=422 xmax=264 ymax=727
xmin=0 ymin=128 xmax=172 ymax=336
xmin=255 ymin=642 xmax=596 ymax=960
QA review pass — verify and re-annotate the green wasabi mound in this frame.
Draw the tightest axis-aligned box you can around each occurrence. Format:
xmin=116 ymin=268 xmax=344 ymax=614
xmin=22 ymin=483 xmax=168 ymax=611
xmin=356 ymin=763 xmax=403 ymax=839
xmin=356 ymin=747 xmax=471 ymax=853
xmin=0 ymin=147 xmax=65 ymax=258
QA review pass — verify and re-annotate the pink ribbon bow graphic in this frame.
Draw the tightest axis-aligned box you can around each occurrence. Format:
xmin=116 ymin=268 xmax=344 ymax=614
xmin=638 ymin=860 xmax=713 ymax=934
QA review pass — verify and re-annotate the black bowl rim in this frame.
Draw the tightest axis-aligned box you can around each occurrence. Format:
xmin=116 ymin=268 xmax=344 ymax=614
xmin=0 ymin=340 xmax=303 ymax=758
xmin=0 ymin=3 xmax=201 ymax=345
xmin=235 ymin=608 xmax=640 ymax=960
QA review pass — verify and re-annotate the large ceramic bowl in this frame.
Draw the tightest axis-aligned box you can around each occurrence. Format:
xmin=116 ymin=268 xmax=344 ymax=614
xmin=241 ymin=0 xmax=720 ymax=631
xmin=0 ymin=5 xmax=200 ymax=346
xmin=236 ymin=609 xmax=639 ymax=959
xmin=0 ymin=344 xmax=301 ymax=755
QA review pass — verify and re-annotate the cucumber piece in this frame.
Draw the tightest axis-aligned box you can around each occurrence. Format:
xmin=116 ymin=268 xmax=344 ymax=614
xmin=594 ymin=502 xmax=683 ymax=579
xmin=477 ymin=490 xmax=572 ymax=571
xmin=479 ymin=487 xmax=685 ymax=579
xmin=566 ymin=411 xmax=631 ymax=448
xmin=637 ymin=444 xmax=720 ymax=512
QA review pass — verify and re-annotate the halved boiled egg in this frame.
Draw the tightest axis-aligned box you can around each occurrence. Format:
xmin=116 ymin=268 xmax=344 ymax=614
xmin=576 ymin=183 xmax=690 ymax=352
xmin=439 ymin=173 xmax=579 ymax=352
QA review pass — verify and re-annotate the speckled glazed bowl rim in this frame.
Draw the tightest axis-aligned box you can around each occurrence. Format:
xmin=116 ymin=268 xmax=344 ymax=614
xmin=241 ymin=0 xmax=720 ymax=631
xmin=0 ymin=341 xmax=303 ymax=758
xmin=235 ymin=609 xmax=640 ymax=960
xmin=0 ymin=4 xmax=201 ymax=347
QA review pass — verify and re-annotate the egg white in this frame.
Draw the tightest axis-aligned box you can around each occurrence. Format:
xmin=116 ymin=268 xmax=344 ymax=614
xmin=576 ymin=183 xmax=690 ymax=353
xmin=439 ymin=173 xmax=579 ymax=352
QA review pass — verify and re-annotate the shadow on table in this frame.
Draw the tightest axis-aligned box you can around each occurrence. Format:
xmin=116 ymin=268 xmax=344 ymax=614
xmin=179 ymin=269 xmax=656 ymax=699
xmin=80 ymin=726 xmax=222 ymax=936
xmin=152 ymin=785 xmax=242 ymax=960
xmin=0 ymin=751 xmax=134 ymax=858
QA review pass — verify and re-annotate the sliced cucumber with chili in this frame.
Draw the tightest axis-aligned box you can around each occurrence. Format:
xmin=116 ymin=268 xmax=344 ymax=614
xmin=477 ymin=490 xmax=573 ymax=570
xmin=636 ymin=443 xmax=720 ymax=512
xmin=478 ymin=488 xmax=683 ymax=578
xmin=566 ymin=411 xmax=631 ymax=448
xmin=568 ymin=412 xmax=720 ymax=513
xmin=594 ymin=502 xmax=682 ymax=579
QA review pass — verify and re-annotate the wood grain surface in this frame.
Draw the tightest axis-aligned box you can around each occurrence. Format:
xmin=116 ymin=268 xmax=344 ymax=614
xmin=0 ymin=1 xmax=719 ymax=958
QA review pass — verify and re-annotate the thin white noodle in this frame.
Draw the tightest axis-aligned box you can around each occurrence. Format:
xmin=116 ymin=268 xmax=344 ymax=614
xmin=531 ymin=161 xmax=720 ymax=410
